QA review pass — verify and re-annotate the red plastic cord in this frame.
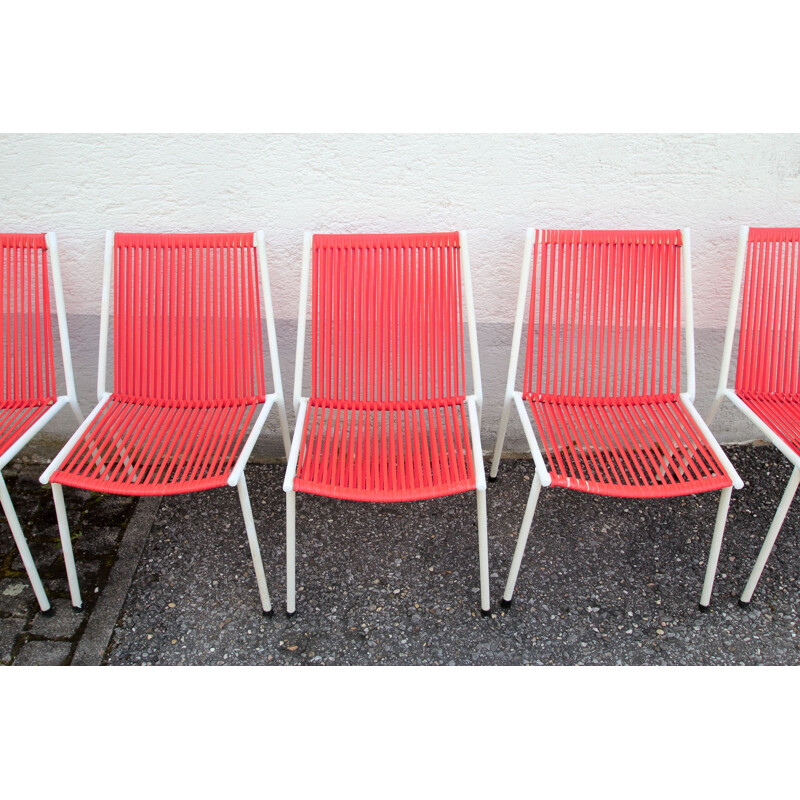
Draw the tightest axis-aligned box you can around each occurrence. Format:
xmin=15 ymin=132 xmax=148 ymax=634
xmin=521 ymin=229 xmax=731 ymax=497
xmin=52 ymin=233 xmax=267 ymax=494
xmin=736 ymin=228 xmax=800 ymax=457
xmin=0 ymin=234 xmax=58 ymax=457
xmin=295 ymin=232 xmax=476 ymax=502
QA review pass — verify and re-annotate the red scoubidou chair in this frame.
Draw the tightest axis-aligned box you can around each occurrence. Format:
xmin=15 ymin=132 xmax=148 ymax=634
xmin=283 ymin=232 xmax=489 ymax=614
xmin=40 ymin=232 xmax=291 ymax=614
xmin=1 ymin=233 xmax=83 ymax=612
xmin=490 ymin=228 xmax=742 ymax=609
xmin=707 ymin=226 xmax=800 ymax=605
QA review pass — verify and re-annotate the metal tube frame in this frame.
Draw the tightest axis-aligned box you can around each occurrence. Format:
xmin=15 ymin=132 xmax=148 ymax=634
xmin=497 ymin=227 xmax=739 ymax=608
xmin=704 ymin=225 xmax=800 ymax=604
xmin=285 ymin=231 xmax=490 ymax=614
xmin=42 ymin=230 xmax=288 ymax=614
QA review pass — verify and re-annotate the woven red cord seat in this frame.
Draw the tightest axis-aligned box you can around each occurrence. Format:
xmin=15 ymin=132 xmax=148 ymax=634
xmin=50 ymin=233 xmax=269 ymax=497
xmin=526 ymin=394 xmax=731 ymax=498
xmin=294 ymin=399 xmax=476 ymax=502
xmin=50 ymin=397 xmax=261 ymax=496
xmin=292 ymin=232 xmax=477 ymax=501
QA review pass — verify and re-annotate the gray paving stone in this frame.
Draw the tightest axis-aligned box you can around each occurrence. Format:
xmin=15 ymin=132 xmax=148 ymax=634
xmin=0 ymin=617 xmax=24 ymax=664
xmin=13 ymin=640 xmax=71 ymax=666
xmin=0 ymin=579 xmax=35 ymax=616
xmin=29 ymin=599 xmax=84 ymax=639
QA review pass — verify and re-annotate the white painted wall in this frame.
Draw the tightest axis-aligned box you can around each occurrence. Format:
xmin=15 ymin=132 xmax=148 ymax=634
xmin=2 ymin=134 xmax=799 ymax=457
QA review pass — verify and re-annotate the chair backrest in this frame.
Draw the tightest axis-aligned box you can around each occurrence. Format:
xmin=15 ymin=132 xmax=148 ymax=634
xmin=110 ymin=233 xmax=267 ymax=405
xmin=309 ymin=232 xmax=468 ymax=404
xmin=735 ymin=227 xmax=800 ymax=397
xmin=0 ymin=234 xmax=57 ymax=405
xmin=523 ymin=229 xmax=684 ymax=401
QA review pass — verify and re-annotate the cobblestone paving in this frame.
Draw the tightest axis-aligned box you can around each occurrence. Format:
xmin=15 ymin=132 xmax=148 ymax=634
xmin=0 ymin=461 xmax=137 ymax=665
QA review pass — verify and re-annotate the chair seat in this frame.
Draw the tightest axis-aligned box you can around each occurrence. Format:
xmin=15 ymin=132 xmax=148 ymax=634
xmin=737 ymin=392 xmax=800 ymax=459
xmin=0 ymin=402 xmax=56 ymax=459
xmin=526 ymin=394 xmax=732 ymax=498
xmin=50 ymin=395 xmax=262 ymax=496
xmin=293 ymin=399 xmax=477 ymax=502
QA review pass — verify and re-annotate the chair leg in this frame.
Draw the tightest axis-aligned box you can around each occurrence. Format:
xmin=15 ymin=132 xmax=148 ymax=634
xmin=502 ymin=472 xmax=543 ymax=605
xmin=286 ymin=490 xmax=296 ymax=615
xmin=51 ymin=483 xmax=82 ymax=609
xmin=476 ymin=488 xmax=490 ymax=614
xmin=0 ymin=473 xmax=50 ymax=612
xmin=489 ymin=396 xmax=514 ymax=480
xmin=276 ymin=395 xmax=292 ymax=460
xmin=740 ymin=466 xmax=800 ymax=605
xmin=236 ymin=475 xmax=273 ymax=615
xmin=699 ymin=485 xmax=733 ymax=609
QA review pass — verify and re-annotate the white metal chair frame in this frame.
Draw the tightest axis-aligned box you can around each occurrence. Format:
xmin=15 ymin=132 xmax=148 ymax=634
xmin=1 ymin=232 xmax=83 ymax=612
xmin=40 ymin=230 xmax=291 ymax=615
xmin=283 ymin=230 xmax=490 ymax=615
xmin=706 ymin=225 xmax=800 ymax=605
xmin=491 ymin=227 xmax=743 ymax=609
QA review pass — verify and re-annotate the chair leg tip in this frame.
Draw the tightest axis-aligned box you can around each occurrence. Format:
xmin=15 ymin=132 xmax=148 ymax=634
xmin=698 ymin=602 xmax=710 ymax=613
xmin=738 ymin=598 xmax=751 ymax=608
xmin=480 ymin=608 xmax=492 ymax=617
xmin=488 ymin=474 xmax=498 ymax=483
xmin=262 ymin=608 xmax=275 ymax=617
xmin=72 ymin=605 xmax=83 ymax=613
xmin=500 ymin=597 xmax=513 ymax=609
xmin=286 ymin=610 xmax=296 ymax=618
xmin=39 ymin=607 xmax=54 ymax=617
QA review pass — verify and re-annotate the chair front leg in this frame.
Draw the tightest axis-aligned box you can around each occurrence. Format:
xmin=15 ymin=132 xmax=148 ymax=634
xmin=699 ymin=486 xmax=733 ymax=609
xmin=741 ymin=466 xmax=800 ymax=605
xmin=502 ymin=471 xmax=543 ymax=606
xmin=0 ymin=473 xmax=50 ymax=612
xmin=286 ymin=490 xmax=296 ymax=615
xmin=52 ymin=482 xmax=82 ymax=609
xmin=236 ymin=475 xmax=273 ymax=615
xmin=477 ymin=488 xmax=490 ymax=614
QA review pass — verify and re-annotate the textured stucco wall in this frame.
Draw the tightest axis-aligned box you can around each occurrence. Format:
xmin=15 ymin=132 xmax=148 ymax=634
xmin=2 ymin=133 xmax=799 ymax=459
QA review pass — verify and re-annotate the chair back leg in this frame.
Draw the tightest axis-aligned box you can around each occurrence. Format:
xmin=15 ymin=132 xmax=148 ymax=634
xmin=741 ymin=466 xmax=800 ymax=604
xmin=0 ymin=473 xmax=50 ymax=612
xmin=52 ymin=483 xmax=83 ymax=609
xmin=236 ymin=475 xmax=273 ymax=615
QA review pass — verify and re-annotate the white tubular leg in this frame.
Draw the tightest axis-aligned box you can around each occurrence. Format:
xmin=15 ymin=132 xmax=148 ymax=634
xmin=490 ymin=396 xmax=514 ymax=479
xmin=69 ymin=399 xmax=85 ymax=425
xmin=699 ymin=486 xmax=733 ymax=608
xmin=0 ymin=474 xmax=50 ymax=611
xmin=276 ymin=394 xmax=292 ymax=460
xmin=236 ymin=475 xmax=272 ymax=615
xmin=705 ymin=394 xmax=724 ymax=428
xmin=502 ymin=472 xmax=543 ymax=603
xmin=287 ymin=490 xmax=296 ymax=614
xmin=741 ymin=466 xmax=800 ymax=604
xmin=52 ymin=483 xmax=82 ymax=609
xmin=476 ymin=488 xmax=490 ymax=612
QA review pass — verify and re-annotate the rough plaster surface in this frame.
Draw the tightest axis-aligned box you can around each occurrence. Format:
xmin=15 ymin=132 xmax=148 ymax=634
xmin=2 ymin=134 xmax=799 ymax=455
